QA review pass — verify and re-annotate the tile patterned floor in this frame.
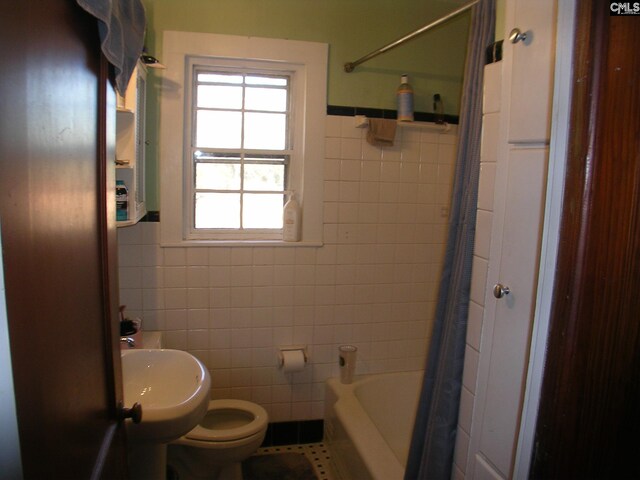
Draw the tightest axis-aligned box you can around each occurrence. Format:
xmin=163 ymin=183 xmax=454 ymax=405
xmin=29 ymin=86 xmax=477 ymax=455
xmin=254 ymin=442 xmax=334 ymax=480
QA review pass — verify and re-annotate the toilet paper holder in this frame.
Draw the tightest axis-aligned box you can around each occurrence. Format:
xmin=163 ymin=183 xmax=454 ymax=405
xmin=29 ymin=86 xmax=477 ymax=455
xmin=277 ymin=345 xmax=308 ymax=367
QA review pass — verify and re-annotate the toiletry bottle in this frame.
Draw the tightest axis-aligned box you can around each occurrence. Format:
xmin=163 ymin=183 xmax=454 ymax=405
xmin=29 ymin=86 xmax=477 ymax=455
xmin=116 ymin=180 xmax=128 ymax=221
xmin=397 ymin=74 xmax=414 ymax=122
xmin=433 ymin=93 xmax=445 ymax=124
xmin=283 ymin=192 xmax=301 ymax=242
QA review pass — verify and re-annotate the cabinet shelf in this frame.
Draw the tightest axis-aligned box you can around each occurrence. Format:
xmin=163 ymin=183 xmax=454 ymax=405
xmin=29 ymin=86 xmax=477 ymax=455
xmin=116 ymin=61 xmax=146 ymax=228
xmin=116 ymin=209 xmax=146 ymax=227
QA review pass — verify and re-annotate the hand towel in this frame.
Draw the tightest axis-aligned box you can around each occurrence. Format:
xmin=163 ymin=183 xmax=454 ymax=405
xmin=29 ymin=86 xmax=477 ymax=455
xmin=76 ymin=0 xmax=146 ymax=96
xmin=366 ymin=118 xmax=397 ymax=147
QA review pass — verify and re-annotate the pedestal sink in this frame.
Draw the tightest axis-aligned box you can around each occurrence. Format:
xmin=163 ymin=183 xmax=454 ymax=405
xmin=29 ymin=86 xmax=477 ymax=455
xmin=121 ymin=349 xmax=211 ymax=479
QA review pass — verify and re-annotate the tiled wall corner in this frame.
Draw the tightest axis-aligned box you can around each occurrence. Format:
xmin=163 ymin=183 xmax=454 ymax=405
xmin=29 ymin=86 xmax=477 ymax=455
xmin=453 ymin=61 xmax=502 ymax=477
xmin=118 ymin=115 xmax=458 ymax=423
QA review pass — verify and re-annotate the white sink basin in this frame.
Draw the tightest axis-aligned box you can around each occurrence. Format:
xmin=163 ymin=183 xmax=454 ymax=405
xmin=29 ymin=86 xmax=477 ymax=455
xmin=121 ymin=349 xmax=211 ymax=444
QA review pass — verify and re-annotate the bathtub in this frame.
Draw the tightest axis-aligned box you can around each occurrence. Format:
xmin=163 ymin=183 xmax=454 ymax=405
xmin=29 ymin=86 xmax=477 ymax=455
xmin=324 ymin=371 xmax=423 ymax=480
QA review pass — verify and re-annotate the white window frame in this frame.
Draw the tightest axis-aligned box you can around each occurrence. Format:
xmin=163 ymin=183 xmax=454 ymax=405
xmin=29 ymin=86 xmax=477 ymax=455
xmin=186 ymin=60 xmax=296 ymax=240
xmin=160 ymin=31 xmax=327 ymax=246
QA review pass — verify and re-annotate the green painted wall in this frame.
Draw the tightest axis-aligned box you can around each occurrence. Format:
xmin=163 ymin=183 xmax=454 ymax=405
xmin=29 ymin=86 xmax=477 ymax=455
xmin=496 ymin=0 xmax=505 ymax=40
xmin=142 ymin=0 xmax=475 ymax=210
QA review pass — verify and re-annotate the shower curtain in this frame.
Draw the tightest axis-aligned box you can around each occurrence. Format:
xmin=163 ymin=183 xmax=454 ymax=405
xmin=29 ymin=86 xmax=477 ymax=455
xmin=404 ymin=1 xmax=495 ymax=479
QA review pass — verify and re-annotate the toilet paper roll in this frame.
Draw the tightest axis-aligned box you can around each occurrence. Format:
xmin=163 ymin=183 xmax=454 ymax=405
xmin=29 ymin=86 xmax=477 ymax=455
xmin=280 ymin=349 xmax=306 ymax=373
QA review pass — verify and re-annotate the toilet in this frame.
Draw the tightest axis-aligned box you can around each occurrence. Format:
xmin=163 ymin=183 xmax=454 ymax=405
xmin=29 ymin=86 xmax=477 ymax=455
xmin=167 ymin=399 xmax=269 ymax=480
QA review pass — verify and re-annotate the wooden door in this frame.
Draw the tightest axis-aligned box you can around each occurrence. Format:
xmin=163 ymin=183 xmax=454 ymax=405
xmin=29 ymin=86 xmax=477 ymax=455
xmin=0 ymin=1 xmax=126 ymax=478
xmin=531 ymin=2 xmax=640 ymax=477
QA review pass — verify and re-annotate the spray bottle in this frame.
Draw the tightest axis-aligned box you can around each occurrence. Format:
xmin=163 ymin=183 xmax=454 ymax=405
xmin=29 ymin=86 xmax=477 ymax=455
xmin=283 ymin=191 xmax=301 ymax=242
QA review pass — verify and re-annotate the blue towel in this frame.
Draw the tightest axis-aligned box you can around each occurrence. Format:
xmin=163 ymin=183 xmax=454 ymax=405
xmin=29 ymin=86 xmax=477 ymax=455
xmin=76 ymin=0 xmax=146 ymax=95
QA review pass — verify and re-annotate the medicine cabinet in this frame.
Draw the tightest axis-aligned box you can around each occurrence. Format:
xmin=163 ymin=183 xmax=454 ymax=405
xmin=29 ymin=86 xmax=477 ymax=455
xmin=116 ymin=61 xmax=146 ymax=227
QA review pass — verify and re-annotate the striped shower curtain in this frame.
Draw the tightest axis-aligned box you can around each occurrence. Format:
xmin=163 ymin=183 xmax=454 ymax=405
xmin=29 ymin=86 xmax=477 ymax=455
xmin=404 ymin=1 xmax=495 ymax=478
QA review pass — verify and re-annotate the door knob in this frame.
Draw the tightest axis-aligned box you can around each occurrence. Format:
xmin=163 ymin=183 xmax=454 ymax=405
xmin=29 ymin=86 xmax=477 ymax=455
xmin=118 ymin=401 xmax=143 ymax=424
xmin=509 ymin=28 xmax=528 ymax=44
xmin=493 ymin=283 xmax=511 ymax=299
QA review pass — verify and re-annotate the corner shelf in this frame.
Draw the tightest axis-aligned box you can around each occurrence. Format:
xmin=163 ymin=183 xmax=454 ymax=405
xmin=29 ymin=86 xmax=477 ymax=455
xmin=115 ymin=61 xmax=147 ymax=228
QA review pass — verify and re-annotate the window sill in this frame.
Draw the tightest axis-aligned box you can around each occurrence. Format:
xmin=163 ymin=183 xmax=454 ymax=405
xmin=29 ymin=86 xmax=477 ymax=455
xmin=160 ymin=240 xmax=323 ymax=248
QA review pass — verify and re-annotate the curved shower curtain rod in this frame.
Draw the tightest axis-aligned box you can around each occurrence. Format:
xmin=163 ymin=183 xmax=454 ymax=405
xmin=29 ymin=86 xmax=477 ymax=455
xmin=344 ymin=0 xmax=479 ymax=73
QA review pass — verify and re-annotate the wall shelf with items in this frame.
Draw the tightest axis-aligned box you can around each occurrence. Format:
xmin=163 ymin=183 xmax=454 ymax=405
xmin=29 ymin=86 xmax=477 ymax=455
xmin=353 ymin=114 xmax=451 ymax=132
xmin=116 ymin=61 xmax=147 ymax=227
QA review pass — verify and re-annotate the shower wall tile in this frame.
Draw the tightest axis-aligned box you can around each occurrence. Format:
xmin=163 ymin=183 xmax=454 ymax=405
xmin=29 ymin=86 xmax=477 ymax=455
xmin=477 ymin=163 xmax=497 ymax=211
xmin=454 ymin=427 xmax=471 ymax=475
xmin=467 ymin=301 xmax=484 ymax=351
xmin=455 ymin=62 xmax=503 ymax=479
xmin=470 ymin=257 xmax=489 ymax=307
xmin=458 ymin=386 xmax=475 ymax=434
xmin=483 ymin=62 xmax=502 ymax=114
xmin=452 ymin=465 xmax=465 ymax=480
xmin=474 ymin=210 xmax=493 ymax=260
xmin=481 ymin=113 xmax=500 ymax=162
xmin=118 ymin=115 xmax=458 ymax=422
xmin=462 ymin=345 xmax=480 ymax=395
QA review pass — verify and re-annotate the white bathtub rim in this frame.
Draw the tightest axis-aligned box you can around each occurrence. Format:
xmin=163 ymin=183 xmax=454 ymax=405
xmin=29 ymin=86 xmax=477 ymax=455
xmin=334 ymin=397 xmax=404 ymax=480
xmin=327 ymin=371 xmax=423 ymax=480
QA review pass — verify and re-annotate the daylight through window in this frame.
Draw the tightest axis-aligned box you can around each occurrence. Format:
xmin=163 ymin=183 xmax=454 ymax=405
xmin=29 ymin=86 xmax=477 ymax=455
xmin=191 ymin=70 xmax=291 ymax=231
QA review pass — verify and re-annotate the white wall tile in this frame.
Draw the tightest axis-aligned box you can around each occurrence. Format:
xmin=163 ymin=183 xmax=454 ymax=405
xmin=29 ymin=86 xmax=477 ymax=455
xmin=141 ymin=222 xmax=160 ymax=245
xmin=462 ymin=345 xmax=480 ymax=395
xmin=187 ymin=248 xmax=209 ymax=266
xmin=480 ymin=113 xmax=500 ymax=164
xmin=340 ymin=138 xmax=361 ymax=160
xmin=325 ymin=140 xmax=341 ymax=161
xmin=118 ymin=114 xmax=459 ymax=420
xmin=470 ymin=257 xmax=489 ymax=307
xmin=187 ymin=266 xmax=209 ymax=287
xmin=477 ymin=163 xmax=497 ymax=211
xmin=325 ymin=115 xmax=342 ymax=138
xmin=164 ymin=267 xmax=187 ymax=288
xmin=483 ymin=62 xmax=502 ymax=114
xmin=340 ymin=116 xmax=361 ymax=139
xmin=164 ymin=247 xmax=187 ymax=266
xmin=118 ymin=245 xmax=143 ymax=267
xmin=458 ymin=386 xmax=474 ymax=434
xmin=467 ymin=301 xmax=484 ymax=352
xmin=474 ymin=209 xmax=493 ymax=260
xmin=453 ymin=427 xmax=471 ymax=475
xmin=117 ymin=224 xmax=143 ymax=245
xmin=119 ymin=267 xmax=142 ymax=289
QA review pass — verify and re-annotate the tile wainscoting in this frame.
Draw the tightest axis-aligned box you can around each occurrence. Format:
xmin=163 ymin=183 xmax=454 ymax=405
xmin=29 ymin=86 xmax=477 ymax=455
xmin=118 ymin=114 xmax=457 ymax=422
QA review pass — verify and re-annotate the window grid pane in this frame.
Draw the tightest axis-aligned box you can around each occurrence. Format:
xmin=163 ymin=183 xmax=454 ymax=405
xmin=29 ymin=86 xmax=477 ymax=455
xmin=192 ymin=67 xmax=290 ymax=231
xmin=193 ymin=154 xmax=288 ymax=230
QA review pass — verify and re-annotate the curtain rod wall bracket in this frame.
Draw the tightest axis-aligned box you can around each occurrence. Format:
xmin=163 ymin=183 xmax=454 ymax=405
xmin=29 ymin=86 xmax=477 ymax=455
xmin=344 ymin=0 xmax=479 ymax=73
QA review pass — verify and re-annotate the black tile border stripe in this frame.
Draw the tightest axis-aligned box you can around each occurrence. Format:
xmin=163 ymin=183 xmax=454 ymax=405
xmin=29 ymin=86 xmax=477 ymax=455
xmin=140 ymin=211 xmax=160 ymax=222
xmin=485 ymin=40 xmax=503 ymax=64
xmin=327 ymin=105 xmax=459 ymax=125
xmin=135 ymin=100 xmax=462 ymax=226
xmin=261 ymin=419 xmax=324 ymax=447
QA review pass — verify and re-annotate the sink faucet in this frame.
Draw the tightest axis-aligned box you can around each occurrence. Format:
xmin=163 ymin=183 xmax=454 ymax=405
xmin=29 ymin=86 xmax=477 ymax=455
xmin=120 ymin=337 xmax=136 ymax=348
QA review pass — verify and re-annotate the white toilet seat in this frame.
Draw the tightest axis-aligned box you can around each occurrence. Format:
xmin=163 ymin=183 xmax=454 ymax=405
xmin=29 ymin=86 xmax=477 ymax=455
xmin=182 ymin=399 xmax=268 ymax=443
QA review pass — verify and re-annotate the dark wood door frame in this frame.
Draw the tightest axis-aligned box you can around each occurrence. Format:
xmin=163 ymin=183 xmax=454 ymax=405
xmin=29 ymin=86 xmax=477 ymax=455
xmin=531 ymin=2 xmax=640 ymax=477
xmin=0 ymin=1 xmax=126 ymax=477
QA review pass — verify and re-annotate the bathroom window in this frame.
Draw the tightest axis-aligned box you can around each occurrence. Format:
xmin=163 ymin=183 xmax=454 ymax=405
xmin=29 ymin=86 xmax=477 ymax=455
xmin=159 ymin=32 xmax=327 ymax=246
xmin=190 ymin=69 xmax=291 ymax=234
